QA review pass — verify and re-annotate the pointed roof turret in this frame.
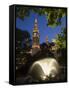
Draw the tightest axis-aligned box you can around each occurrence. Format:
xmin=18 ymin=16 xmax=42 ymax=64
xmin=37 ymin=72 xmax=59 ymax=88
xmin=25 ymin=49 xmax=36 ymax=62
xmin=33 ymin=18 xmax=39 ymax=33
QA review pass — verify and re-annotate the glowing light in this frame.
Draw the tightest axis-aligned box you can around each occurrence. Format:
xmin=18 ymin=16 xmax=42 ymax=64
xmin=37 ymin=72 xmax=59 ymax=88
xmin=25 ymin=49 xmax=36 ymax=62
xmin=40 ymin=75 xmax=46 ymax=80
xmin=29 ymin=58 xmax=59 ymax=80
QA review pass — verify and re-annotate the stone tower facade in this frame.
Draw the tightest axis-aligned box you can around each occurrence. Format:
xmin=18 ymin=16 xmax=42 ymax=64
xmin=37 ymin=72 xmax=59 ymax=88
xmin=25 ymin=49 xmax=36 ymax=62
xmin=32 ymin=18 xmax=40 ymax=49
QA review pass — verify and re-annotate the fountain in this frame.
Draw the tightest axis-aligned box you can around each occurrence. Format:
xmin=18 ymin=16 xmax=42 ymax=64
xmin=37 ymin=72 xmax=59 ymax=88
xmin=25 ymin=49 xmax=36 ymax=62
xmin=29 ymin=58 xmax=60 ymax=81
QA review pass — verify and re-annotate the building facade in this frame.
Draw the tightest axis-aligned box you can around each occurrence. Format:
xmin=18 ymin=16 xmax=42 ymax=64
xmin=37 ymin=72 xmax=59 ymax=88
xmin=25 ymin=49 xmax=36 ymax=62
xmin=32 ymin=18 xmax=40 ymax=49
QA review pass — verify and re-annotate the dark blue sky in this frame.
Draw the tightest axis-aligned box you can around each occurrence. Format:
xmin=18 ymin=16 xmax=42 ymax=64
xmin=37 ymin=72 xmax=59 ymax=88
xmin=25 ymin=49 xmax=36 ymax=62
xmin=16 ymin=12 xmax=66 ymax=44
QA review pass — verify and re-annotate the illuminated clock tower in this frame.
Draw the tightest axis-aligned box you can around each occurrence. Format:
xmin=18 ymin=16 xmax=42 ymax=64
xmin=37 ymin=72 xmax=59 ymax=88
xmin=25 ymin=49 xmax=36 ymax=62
xmin=32 ymin=18 xmax=40 ymax=49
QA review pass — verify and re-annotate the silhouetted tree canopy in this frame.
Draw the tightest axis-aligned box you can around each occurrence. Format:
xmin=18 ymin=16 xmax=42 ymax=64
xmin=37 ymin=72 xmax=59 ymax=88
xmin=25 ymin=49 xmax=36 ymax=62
xmin=16 ymin=6 xmax=66 ymax=27
xmin=16 ymin=29 xmax=30 ymax=41
xmin=16 ymin=29 xmax=32 ymax=51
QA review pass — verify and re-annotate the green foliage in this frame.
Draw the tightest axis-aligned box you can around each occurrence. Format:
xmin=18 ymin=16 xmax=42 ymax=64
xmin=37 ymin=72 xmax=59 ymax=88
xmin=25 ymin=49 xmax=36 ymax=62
xmin=16 ymin=6 xmax=31 ymax=19
xmin=53 ymin=28 xmax=66 ymax=49
xmin=16 ymin=6 xmax=66 ymax=27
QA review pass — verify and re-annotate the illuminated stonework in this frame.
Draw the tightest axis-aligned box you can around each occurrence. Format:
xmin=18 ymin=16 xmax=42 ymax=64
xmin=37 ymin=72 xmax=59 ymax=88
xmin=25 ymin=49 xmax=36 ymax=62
xmin=32 ymin=18 xmax=40 ymax=49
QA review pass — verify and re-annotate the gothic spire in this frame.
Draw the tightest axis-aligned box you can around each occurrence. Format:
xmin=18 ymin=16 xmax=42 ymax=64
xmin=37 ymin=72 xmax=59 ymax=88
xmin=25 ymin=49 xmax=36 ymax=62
xmin=32 ymin=18 xmax=40 ymax=49
xmin=33 ymin=18 xmax=39 ymax=33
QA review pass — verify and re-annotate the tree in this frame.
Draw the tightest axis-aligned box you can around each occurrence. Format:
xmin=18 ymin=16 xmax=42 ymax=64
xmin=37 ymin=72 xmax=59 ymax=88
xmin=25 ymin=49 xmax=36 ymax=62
xmin=57 ymin=28 xmax=66 ymax=49
xmin=16 ymin=6 xmax=66 ymax=27
xmin=16 ymin=29 xmax=32 ymax=51
xmin=16 ymin=29 xmax=33 ymax=73
xmin=52 ymin=27 xmax=67 ymax=66
xmin=52 ymin=28 xmax=66 ymax=49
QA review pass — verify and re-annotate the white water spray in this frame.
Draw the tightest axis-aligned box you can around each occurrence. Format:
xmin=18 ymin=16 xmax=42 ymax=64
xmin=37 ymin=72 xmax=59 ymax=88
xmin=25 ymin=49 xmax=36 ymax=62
xmin=29 ymin=58 xmax=59 ymax=80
